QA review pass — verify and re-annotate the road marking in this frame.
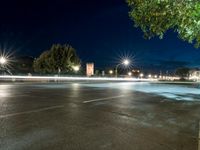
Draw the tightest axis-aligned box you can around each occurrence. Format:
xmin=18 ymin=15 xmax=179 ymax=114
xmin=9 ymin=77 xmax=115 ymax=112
xmin=83 ymin=95 xmax=125 ymax=104
xmin=0 ymin=105 xmax=64 ymax=119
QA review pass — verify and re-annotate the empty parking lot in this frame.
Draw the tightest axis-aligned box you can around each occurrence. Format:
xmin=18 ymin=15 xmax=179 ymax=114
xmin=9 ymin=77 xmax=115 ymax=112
xmin=0 ymin=82 xmax=200 ymax=150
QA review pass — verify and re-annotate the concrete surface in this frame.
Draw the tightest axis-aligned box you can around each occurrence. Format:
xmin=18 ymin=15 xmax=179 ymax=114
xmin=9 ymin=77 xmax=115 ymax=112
xmin=0 ymin=82 xmax=200 ymax=150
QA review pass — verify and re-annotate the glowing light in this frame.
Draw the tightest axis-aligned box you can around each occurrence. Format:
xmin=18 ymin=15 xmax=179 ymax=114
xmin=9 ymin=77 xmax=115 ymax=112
xmin=0 ymin=49 xmax=15 ymax=69
xmin=0 ymin=57 xmax=6 ymax=65
xmin=140 ymin=73 xmax=144 ymax=77
xmin=154 ymin=75 xmax=158 ymax=78
xmin=123 ymin=59 xmax=129 ymax=65
xmin=115 ymin=59 xmax=131 ymax=77
xmin=109 ymin=70 xmax=113 ymax=74
xmin=148 ymin=74 xmax=152 ymax=78
xmin=128 ymin=72 xmax=132 ymax=76
xmin=72 ymin=66 xmax=80 ymax=72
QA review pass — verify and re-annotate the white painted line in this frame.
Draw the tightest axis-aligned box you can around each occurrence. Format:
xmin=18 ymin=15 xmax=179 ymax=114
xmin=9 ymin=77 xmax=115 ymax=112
xmin=0 ymin=105 xmax=64 ymax=119
xmin=83 ymin=95 xmax=125 ymax=104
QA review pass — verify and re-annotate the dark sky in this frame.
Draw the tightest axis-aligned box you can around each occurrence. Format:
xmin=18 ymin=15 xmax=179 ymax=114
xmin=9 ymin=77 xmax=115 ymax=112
xmin=0 ymin=0 xmax=199 ymax=71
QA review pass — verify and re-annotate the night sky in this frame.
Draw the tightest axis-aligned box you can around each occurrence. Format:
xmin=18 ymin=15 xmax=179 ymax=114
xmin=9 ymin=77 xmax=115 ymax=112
xmin=0 ymin=0 xmax=200 ymax=71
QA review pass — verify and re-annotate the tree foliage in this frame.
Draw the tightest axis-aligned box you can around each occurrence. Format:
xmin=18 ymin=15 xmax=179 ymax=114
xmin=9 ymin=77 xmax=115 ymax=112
xmin=127 ymin=0 xmax=200 ymax=47
xmin=13 ymin=56 xmax=34 ymax=74
xmin=175 ymin=67 xmax=190 ymax=78
xmin=34 ymin=44 xmax=80 ymax=74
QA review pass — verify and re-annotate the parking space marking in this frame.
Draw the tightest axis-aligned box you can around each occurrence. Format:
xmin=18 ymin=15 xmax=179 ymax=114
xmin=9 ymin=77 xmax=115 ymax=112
xmin=0 ymin=105 xmax=64 ymax=119
xmin=83 ymin=95 xmax=125 ymax=104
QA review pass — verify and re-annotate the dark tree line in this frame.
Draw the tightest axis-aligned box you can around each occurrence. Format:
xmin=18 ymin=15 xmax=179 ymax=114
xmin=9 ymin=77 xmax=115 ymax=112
xmin=33 ymin=44 xmax=81 ymax=74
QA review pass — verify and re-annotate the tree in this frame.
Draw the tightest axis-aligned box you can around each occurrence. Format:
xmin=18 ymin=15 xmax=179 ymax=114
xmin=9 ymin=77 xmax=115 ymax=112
xmin=13 ymin=56 xmax=34 ymax=74
xmin=127 ymin=0 xmax=200 ymax=47
xmin=34 ymin=44 xmax=81 ymax=74
xmin=175 ymin=67 xmax=190 ymax=79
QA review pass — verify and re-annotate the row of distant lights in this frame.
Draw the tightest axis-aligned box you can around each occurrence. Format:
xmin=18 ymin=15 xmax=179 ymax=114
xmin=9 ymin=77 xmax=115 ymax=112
xmin=109 ymin=70 xmax=166 ymax=79
xmin=0 ymin=57 xmax=165 ymax=79
xmin=139 ymin=74 xmax=162 ymax=79
xmin=109 ymin=70 xmax=160 ymax=78
xmin=0 ymin=57 xmax=164 ymax=79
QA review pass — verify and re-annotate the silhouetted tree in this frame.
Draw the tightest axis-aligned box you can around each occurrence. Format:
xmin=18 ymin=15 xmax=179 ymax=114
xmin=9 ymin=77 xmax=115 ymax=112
xmin=34 ymin=44 xmax=80 ymax=74
xmin=12 ymin=56 xmax=34 ymax=74
xmin=175 ymin=67 xmax=190 ymax=79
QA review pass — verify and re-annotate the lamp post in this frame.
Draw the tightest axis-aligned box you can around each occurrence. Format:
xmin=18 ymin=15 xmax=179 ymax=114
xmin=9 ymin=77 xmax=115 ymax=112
xmin=115 ymin=59 xmax=130 ymax=77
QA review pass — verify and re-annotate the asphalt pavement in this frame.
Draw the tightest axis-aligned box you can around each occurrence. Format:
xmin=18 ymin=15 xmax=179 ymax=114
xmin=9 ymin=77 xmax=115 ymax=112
xmin=0 ymin=82 xmax=200 ymax=150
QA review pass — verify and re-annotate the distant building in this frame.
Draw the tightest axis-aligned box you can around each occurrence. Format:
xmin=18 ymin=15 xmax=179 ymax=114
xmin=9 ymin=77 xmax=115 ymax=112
xmin=86 ymin=63 xmax=94 ymax=77
xmin=189 ymin=70 xmax=200 ymax=81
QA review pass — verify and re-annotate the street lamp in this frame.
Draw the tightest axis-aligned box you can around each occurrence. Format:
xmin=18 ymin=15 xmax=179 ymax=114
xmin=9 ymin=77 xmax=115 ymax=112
xmin=72 ymin=65 xmax=80 ymax=72
xmin=148 ymin=74 xmax=152 ymax=78
xmin=115 ymin=59 xmax=130 ymax=77
xmin=128 ymin=72 xmax=132 ymax=76
xmin=140 ymin=73 xmax=144 ymax=78
xmin=0 ymin=57 xmax=6 ymax=65
xmin=109 ymin=70 xmax=113 ymax=75
xmin=123 ymin=59 xmax=129 ymax=65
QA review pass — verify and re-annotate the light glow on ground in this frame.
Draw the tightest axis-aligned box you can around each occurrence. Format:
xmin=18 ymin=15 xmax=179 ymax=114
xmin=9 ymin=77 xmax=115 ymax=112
xmin=83 ymin=82 xmax=200 ymax=101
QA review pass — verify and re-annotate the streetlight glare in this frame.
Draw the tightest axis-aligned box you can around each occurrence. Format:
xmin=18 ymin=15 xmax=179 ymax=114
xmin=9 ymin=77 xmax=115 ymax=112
xmin=115 ymin=59 xmax=131 ymax=77
xmin=0 ymin=57 xmax=6 ymax=65
xmin=123 ymin=59 xmax=129 ymax=65
xmin=72 ymin=66 xmax=80 ymax=72
xmin=128 ymin=72 xmax=132 ymax=76
xmin=109 ymin=70 xmax=113 ymax=74
xmin=148 ymin=74 xmax=152 ymax=78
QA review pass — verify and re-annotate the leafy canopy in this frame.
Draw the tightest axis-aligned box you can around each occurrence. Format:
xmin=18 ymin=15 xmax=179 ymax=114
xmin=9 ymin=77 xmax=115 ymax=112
xmin=127 ymin=0 xmax=200 ymax=47
xmin=34 ymin=44 xmax=80 ymax=74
